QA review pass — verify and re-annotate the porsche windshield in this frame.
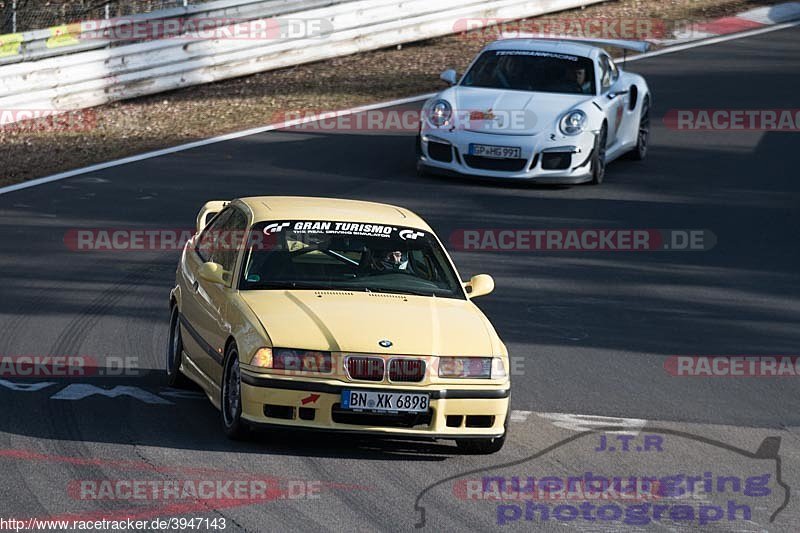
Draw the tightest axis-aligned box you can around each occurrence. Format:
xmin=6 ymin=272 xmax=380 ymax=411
xmin=461 ymin=50 xmax=596 ymax=95
xmin=239 ymin=221 xmax=465 ymax=299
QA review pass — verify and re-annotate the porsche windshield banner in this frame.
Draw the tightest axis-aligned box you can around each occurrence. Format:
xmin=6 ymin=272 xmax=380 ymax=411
xmin=495 ymin=50 xmax=580 ymax=61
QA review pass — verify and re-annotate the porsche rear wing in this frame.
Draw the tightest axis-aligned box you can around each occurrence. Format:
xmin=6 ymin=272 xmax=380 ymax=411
xmin=555 ymin=37 xmax=650 ymax=53
xmin=500 ymin=36 xmax=650 ymax=53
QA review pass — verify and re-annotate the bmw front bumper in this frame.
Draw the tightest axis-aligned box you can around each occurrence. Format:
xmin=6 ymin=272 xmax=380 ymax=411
xmin=239 ymin=370 xmax=510 ymax=439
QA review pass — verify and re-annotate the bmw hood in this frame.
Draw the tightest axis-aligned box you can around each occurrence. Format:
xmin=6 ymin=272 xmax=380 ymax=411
xmin=239 ymin=290 xmax=500 ymax=356
xmin=448 ymin=87 xmax=591 ymax=136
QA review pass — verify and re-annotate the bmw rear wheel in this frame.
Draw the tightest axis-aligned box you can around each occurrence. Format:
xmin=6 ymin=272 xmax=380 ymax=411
xmin=221 ymin=344 xmax=248 ymax=440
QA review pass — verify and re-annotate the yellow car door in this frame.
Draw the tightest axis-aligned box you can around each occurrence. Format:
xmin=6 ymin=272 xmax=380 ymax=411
xmin=181 ymin=207 xmax=249 ymax=389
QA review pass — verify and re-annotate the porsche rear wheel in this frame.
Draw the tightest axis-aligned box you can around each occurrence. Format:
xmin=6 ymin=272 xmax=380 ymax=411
xmin=166 ymin=306 xmax=191 ymax=388
xmin=590 ymin=124 xmax=608 ymax=185
xmin=221 ymin=344 xmax=249 ymax=440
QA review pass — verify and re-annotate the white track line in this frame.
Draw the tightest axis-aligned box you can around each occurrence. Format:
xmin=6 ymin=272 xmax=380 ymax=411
xmin=0 ymin=93 xmax=435 ymax=196
xmin=2 ymin=19 xmax=798 ymax=197
xmin=624 ymin=19 xmax=800 ymax=63
xmin=510 ymin=410 xmax=532 ymax=422
xmin=536 ymin=412 xmax=648 ymax=435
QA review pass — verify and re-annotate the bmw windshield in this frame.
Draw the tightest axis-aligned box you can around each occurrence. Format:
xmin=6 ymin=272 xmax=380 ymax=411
xmin=239 ymin=220 xmax=465 ymax=299
xmin=461 ymin=50 xmax=596 ymax=95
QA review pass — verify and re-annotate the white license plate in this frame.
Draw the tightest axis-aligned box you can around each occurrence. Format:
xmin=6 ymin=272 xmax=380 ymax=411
xmin=341 ymin=390 xmax=429 ymax=413
xmin=469 ymin=144 xmax=521 ymax=159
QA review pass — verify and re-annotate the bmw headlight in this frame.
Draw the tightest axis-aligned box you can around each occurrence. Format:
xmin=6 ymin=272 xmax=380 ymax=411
xmin=559 ymin=110 xmax=587 ymax=136
xmin=426 ymin=99 xmax=452 ymax=127
xmin=438 ymin=357 xmax=506 ymax=379
xmin=250 ymin=347 xmax=332 ymax=373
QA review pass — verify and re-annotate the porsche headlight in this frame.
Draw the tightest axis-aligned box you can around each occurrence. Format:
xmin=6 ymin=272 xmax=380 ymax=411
xmin=250 ymin=348 xmax=332 ymax=373
xmin=427 ymin=99 xmax=453 ymax=127
xmin=438 ymin=357 xmax=506 ymax=379
xmin=559 ymin=110 xmax=587 ymax=136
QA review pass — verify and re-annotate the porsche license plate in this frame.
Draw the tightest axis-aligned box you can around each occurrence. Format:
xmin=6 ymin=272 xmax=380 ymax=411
xmin=469 ymin=144 xmax=521 ymax=159
xmin=341 ymin=390 xmax=429 ymax=413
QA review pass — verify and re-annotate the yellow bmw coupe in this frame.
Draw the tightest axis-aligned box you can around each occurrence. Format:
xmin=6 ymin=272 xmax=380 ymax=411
xmin=167 ymin=196 xmax=510 ymax=453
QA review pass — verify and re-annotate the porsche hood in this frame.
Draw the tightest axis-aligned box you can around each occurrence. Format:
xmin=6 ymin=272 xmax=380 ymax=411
xmin=447 ymin=87 xmax=591 ymax=136
xmin=239 ymin=290 xmax=500 ymax=356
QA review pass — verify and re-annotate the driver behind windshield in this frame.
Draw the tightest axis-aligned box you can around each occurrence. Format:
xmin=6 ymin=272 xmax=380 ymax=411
xmin=574 ymin=66 xmax=592 ymax=94
xmin=375 ymin=249 xmax=410 ymax=272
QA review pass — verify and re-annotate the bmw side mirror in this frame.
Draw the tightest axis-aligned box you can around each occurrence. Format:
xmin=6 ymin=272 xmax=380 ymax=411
xmin=198 ymin=262 xmax=227 ymax=285
xmin=439 ymin=69 xmax=457 ymax=86
xmin=465 ymin=274 xmax=494 ymax=298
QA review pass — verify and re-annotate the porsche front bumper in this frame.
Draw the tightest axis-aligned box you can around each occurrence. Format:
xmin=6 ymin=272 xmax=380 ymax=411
xmin=239 ymin=371 xmax=510 ymax=439
xmin=418 ymin=128 xmax=597 ymax=184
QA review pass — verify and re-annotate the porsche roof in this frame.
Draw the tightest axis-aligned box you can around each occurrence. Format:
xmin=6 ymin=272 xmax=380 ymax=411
xmin=233 ymin=196 xmax=432 ymax=230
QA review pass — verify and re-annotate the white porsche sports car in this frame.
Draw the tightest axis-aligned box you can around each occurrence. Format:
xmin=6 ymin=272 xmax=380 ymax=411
xmin=416 ymin=38 xmax=651 ymax=185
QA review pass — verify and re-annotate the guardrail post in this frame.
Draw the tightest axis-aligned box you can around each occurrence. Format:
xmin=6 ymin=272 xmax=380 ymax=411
xmin=0 ymin=0 xmax=18 ymax=33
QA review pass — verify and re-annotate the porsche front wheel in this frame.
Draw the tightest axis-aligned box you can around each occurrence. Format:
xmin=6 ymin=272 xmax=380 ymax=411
xmin=590 ymin=124 xmax=607 ymax=185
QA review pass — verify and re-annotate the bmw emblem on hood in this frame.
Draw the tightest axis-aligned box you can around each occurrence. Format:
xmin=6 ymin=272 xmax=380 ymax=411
xmin=378 ymin=339 xmax=393 ymax=348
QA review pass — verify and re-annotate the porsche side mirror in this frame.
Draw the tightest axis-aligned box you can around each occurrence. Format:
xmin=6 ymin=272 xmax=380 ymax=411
xmin=439 ymin=69 xmax=457 ymax=86
xmin=198 ymin=262 xmax=227 ymax=285
xmin=464 ymin=274 xmax=494 ymax=298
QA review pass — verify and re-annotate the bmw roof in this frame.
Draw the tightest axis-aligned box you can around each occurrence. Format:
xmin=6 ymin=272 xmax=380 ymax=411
xmin=233 ymin=196 xmax=432 ymax=230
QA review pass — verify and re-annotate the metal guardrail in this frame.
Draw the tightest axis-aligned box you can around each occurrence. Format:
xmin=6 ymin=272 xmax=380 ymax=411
xmin=0 ymin=0 xmax=606 ymax=124
xmin=2 ymin=0 xmax=191 ymax=35
xmin=0 ymin=0 xmax=346 ymax=65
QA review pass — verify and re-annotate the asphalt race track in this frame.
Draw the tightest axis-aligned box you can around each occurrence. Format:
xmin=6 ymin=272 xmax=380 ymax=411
xmin=1 ymin=26 xmax=799 ymax=532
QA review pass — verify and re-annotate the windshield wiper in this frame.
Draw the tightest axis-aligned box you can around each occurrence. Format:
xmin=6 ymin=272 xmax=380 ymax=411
xmin=363 ymin=287 xmax=437 ymax=297
xmin=246 ymin=281 xmax=328 ymax=290
xmin=246 ymin=281 xmax=443 ymax=298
